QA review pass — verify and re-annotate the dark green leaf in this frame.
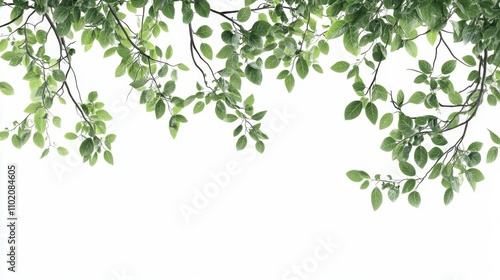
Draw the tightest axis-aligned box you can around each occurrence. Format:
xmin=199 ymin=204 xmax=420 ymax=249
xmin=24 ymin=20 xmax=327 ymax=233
xmin=379 ymin=113 xmax=393 ymax=130
xmin=441 ymin=60 xmax=457 ymax=74
xmin=365 ymin=102 xmax=378 ymax=125
xmin=380 ymin=137 xmax=397 ymax=152
xmin=371 ymin=187 xmax=383 ymax=211
xmin=444 ymin=188 xmax=453 ymax=205
xmin=104 ymin=150 xmax=114 ymax=165
xmin=408 ymin=191 xmax=421 ymax=208
xmin=486 ymin=147 xmax=498 ymax=163
xmin=414 ymin=146 xmax=428 ymax=169
xmin=399 ymin=161 xmax=416 ymax=176
xmin=346 ymin=170 xmax=370 ymax=182
xmin=79 ymin=138 xmax=94 ymax=157
xmin=236 ymin=135 xmax=247 ymax=150
xmin=344 ymin=101 xmax=363 ymax=120
xmin=402 ymin=179 xmax=416 ymax=193
xmin=296 ymin=57 xmax=309 ymax=79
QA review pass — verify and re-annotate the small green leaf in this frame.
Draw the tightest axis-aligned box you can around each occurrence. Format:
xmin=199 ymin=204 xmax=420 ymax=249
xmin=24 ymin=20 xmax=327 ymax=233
xmin=408 ymin=191 xmax=421 ymax=208
xmin=379 ymin=113 xmax=393 ymax=130
xmin=380 ymin=137 xmax=396 ymax=152
xmin=57 ymin=146 xmax=69 ymax=156
xmin=200 ymin=43 xmax=213 ymax=60
xmin=346 ymin=170 xmax=370 ymax=182
xmin=402 ymin=179 xmax=416 ymax=194
xmin=245 ymin=64 xmax=262 ymax=85
xmin=488 ymin=129 xmax=500 ymax=144
xmin=96 ymin=109 xmax=113 ymax=121
xmin=155 ymin=100 xmax=166 ymax=119
xmin=431 ymin=134 xmax=448 ymax=146
xmin=196 ymin=25 xmax=213 ymax=38
xmin=444 ymin=188 xmax=453 ymax=205
xmin=0 ymin=82 xmax=14 ymax=95
xmin=79 ymin=138 xmax=94 ymax=157
xmin=465 ymin=168 xmax=485 ymax=191
xmin=0 ymin=130 xmax=9 ymax=141
xmin=104 ymin=150 xmax=114 ymax=165
xmin=418 ymin=60 xmax=432 ymax=74
xmin=265 ymin=55 xmax=280 ymax=69
xmin=64 ymin=132 xmax=78 ymax=140
xmin=251 ymin=20 xmax=271 ymax=36
xmin=40 ymin=148 xmax=50 ymax=159
xmin=33 ymin=131 xmax=45 ymax=148
xmin=215 ymin=101 xmax=226 ymax=120
xmin=285 ymin=74 xmax=295 ymax=93
xmin=296 ymin=57 xmax=309 ymax=79
xmin=330 ymin=61 xmax=350 ymax=73
xmin=236 ymin=135 xmax=247 ymax=150
xmin=462 ymin=55 xmax=476 ymax=66
xmin=344 ymin=101 xmax=363 ymax=120
xmin=53 ymin=116 xmax=61 ymax=128
xmin=194 ymin=0 xmax=210 ymax=17
xmin=404 ymin=40 xmax=418 ymax=58
xmin=486 ymin=147 xmax=498 ymax=163
xmin=371 ymin=187 xmax=383 ymax=211
xmin=399 ymin=161 xmax=416 ymax=176
xmin=441 ymin=60 xmax=457 ymax=75
xmin=365 ymin=102 xmax=378 ymax=125
xmin=408 ymin=91 xmax=426 ymax=104
xmin=255 ymin=140 xmax=265 ymax=153
xmin=237 ymin=7 xmax=251 ymax=22
xmin=193 ymin=101 xmax=205 ymax=114
xmin=388 ymin=188 xmax=399 ymax=203
xmin=251 ymin=111 xmax=266 ymax=121
xmin=52 ymin=69 xmax=66 ymax=82
xmin=414 ymin=146 xmax=428 ymax=169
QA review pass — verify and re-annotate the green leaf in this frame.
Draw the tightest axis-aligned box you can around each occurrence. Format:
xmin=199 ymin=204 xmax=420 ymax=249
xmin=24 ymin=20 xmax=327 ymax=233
xmin=325 ymin=20 xmax=347 ymax=39
xmin=414 ymin=146 xmax=428 ymax=169
xmin=52 ymin=69 xmax=66 ymax=82
xmin=346 ymin=170 xmax=369 ymax=182
xmin=237 ymin=7 xmax=251 ymax=22
xmin=245 ymin=65 xmax=262 ymax=85
xmin=57 ymin=146 xmax=69 ymax=156
xmin=194 ymin=0 xmax=210 ymax=17
xmin=402 ymin=179 xmax=416 ymax=194
xmin=399 ymin=161 xmax=416 ymax=176
xmin=371 ymin=187 xmax=383 ymax=211
xmin=53 ymin=116 xmax=61 ymax=128
xmin=40 ymin=148 xmax=50 ymax=159
xmin=155 ymin=100 xmax=166 ymax=119
xmin=486 ymin=147 xmax=498 ymax=163
xmin=53 ymin=6 xmax=69 ymax=23
xmin=462 ymin=55 xmax=476 ymax=66
xmin=398 ymin=114 xmax=413 ymax=134
xmin=215 ymin=101 xmax=226 ymax=120
xmin=388 ymin=189 xmax=399 ymax=203
xmin=196 ymin=25 xmax=213 ymax=38
xmin=96 ymin=109 xmax=113 ymax=121
xmin=265 ymin=55 xmax=280 ymax=69
xmin=380 ymin=137 xmax=396 ymax=152
xmin=379 ymin=113 xmax=393 ymax=130
xmin=441 ymin=60 xmax=457 ymax=75
xmin=429 ymin=163 xmax=443 ymax=179
xmin=0 ymin=81 xmax=14 ymax=95
xmin=465 ymin=168 xmax=485 ymax=191
xmin=12 ymin=134 xmax=21 ymax=149
xmin=236 ymin=135 xmax=248 ymax=150
xmin=33 ymin=131 xmax=45 ymax=148
xmin=468 ymin=142 xmax=483 ymax=152
xmin=251 ymin=21 xmax=271 ymax=36
xmin=131 ymin=0 xmax=148 ymax=8
xmin=360 ymin=180 xmax=370 ymax=189
xmin=255 ymin=140 xmax=265 ymax=153
xmin=365 ymin=102 xmax=378 ymax=125
xmin=79 ymin=138 xmax=94 ymax=157
xmin=64 ymin=132 xmax=78 ymax=140
xmin=285 ymin=74 xmax=295 ymax=93
xmin=418 ymin=60 xmax=432 ymax=74
xmin=429 ymin=147 xmax=443 ymax=160
xmin=488 ymin=129 xmax=500 ymax=144
xmin=431 ymin=134 xmax=448 ymax=146
xmin=0 ymin=130 xmax=9 ymax=141
xmin=444 ymin=188 xmax=453 ymax=205
xmin=200 ymin=43 xmax=213 ymax=60
xmin=88 ymin=91 xmax=98 ymax=102
xmin=404 ymin=40 xmax=418 ymax=58
xmin=344 ymin=101 xmax=363 ymax=120
xmin=296 ymin=57 xmax=309 ymax=79
xmin=193 ymin=101 xmax=205 ymax=114
xmin=251 ymin=111 xmax=266 ymax=121
xmin=104 ymin=150 xmax=114 ymax=165
xmin=330 ymin=61 xmax=350 ymax=73
xmin=408 ymin=191 xmax=421 ymax=208
xmin=24 ymin=102 xmax=41 ymax=114
xmin=343 ymin=28 xmax=360 ymax=55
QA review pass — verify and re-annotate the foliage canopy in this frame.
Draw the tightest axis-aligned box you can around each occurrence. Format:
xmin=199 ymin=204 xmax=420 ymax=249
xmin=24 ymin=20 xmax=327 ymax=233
xmin=1 ymin=0 xmax=500 ymax=210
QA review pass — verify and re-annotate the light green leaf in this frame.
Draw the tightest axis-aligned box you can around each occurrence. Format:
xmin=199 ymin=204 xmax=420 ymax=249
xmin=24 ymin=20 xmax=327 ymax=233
xmin=155 ymin=100 xmax=166 ymax=119
xmin=465 ymin=168 xmax=485 ymax=191
xmin=96 ymin=109 xmax=113 ymax=121
xmin=53 ymin=116 xmax=61 ymax=128
xmin=399 ymin=161 xmax=416 ymax=176
xmin=486 ymin=147 xmax=498 ymax=163
xmin=402 ymin=179 xmax=416 ymax=193
xmin=346 ymin=170 xmax=370 ymax=182
xmin=57 ymin=146 xmax=69 ymax=156
xmin=330 ymin=61 xmax=350 ymax=73
xmin=255 ymin=140 xmax=265 ymax=153
xmin=371 ymin=187 xmax=383 ymax=211
xmin=104 ymin=150 xmax=114 ymax=165
xmin=344 ymin=101 xmax=363 ymax=120
xmin=379 ymin=113 xmax=393 ymax=130
xmin=200 ymin=43 xmax=213 ymax=60
xmin=380 ymin=137 xmax=396 ymax=152
xmin=441 ymin=60 xmax=457 ymax=75
xmin=418 ymin=60 xmax=432 ymax=74
xmin=285 ymin=74 xmax=295 ymax=93
xmin=488 ymin=129 xmax=500 ymax=144
xmin=414 ymin=146 xmax=428 ymax=168
xmin=193 ymin=101 xmax=205 ymax=114
xmin=33 ymin=131 xmax=45 ymax=148
xmin=404 ymin=40 xmax=418 ymax=58
xmin=408 ymin=191 xmax=421 ymax=208
xmin=196 ymin=25 xmax=213 ymax=38
xmin=0 ymin=81 xmax=14 ymax=95
xmin=365 ymin=102 xmax=378 ymax=125
xmin=444 ymin=188 xmax=453 ymax=205
xmin=237 ymin=7 xmax=251 ymax=22
xmin=236 ymin=135 xmax=247 ymax=150
xmin=52 ymin=69 xmax=66 ymax=82
xmin=296 ymin=57 xmax=309 ymax=79
xmin=64 ymin=132 xmax=78 ymax=140
xmin=79 ymin=138 xmax=94 ymax=157
xmin=215 ymin=101 xmax=226 ymax=120
xmin=245 ymin=65 xmax=262 ymax=85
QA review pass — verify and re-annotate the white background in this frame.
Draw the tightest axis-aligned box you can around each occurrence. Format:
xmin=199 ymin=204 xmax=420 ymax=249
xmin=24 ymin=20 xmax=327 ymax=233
xmin=1 ymin=2 xmax=500 ymax=279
